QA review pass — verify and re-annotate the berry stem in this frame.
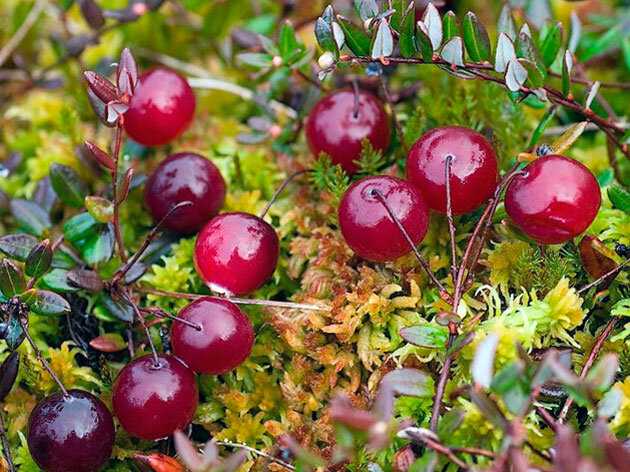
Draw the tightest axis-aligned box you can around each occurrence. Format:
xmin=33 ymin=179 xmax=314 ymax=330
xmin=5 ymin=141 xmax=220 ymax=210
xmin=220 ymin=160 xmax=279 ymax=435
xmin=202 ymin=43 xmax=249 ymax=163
xmin=0 ymin=413 xmax=15 ymax=472
xmin=141 ymin=307 xmax=202 ymax=331
xmin=21 ymin=321 xmax=68 ymax=396
xmin=577 ymin=258 xmax=629 ymax=294
xmin=114 ymin=201 xmax=193 ymax=283
xmin=111 ymin=123 xmax=128 ymax=263
xmin=259 ymin=170 xmax=310 ymax=219
xmin=216 ymin=440 xmax=296 ymax=471
xmin=122 ymin=292 xmax=161 ymax=367
xmin=370 ymin=189 xmax=450 ymax=298
xmin=444 ymin=155 xmax=458 ymax=285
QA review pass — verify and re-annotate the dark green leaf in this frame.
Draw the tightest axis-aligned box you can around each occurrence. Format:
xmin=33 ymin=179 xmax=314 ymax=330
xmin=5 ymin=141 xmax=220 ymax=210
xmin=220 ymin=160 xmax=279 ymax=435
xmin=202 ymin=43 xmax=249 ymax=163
xmin=539 ymin=21 xmax=563 ymax=68
xmin=279 ymin=22 xmax=299 ymax=61
xmin=442 ymin=11 xmax=459 ymax=43
xmin=40 ymin=269 xmax=78 ymax=293
xmin=0 ymin=234 xmax=38 ymax=261
xmin=0 ymin=259 xmax=25 ymax=297
xmin=337 ymin=16 xmax=371 ymax=56
xmin=400 ymin=325 xmax=448 ymax=348
xmin=64 ymin=212 xmax=99 ymax=244
xmin=315 ymin=17 xmax=337 ymax=55
xmin=579 ymin=24 xmax=622 ymax=62
xmin=515 ymin=28 xmax=546 ymax=80
xmin=237 ymin=53 xmax=273 ymax=68
xmin=398 ymin=5 xmax=416 ymax=58
xmin=20 ymin=289 xmax=71 ymax=315
xmin=85 ymin=196 xmax=114 ymax=223
xmin=415 ymin=23 xmax=434 ymax=61
xmin=9 ymin=199 xmax=51 ymax=236
xmin=462 ymin=12 xmax=491 ymax=62
xmin=528 ymin=106 xmax=557 ymax=147
xmin=0 ymin=352 xmax=19 ymax=401
xmin=99 ymin=293 xmax=134 ymax=322
xmin=519 ymin=58 xmax=545 ymax=88
xmin=5 ymin=315 xmax=25 ymax=351
xmin=371 ymin=20 xmax=393 ymax=59
xmin=81 ymin=225 xmax=115 ymax=266
xmin=25 ymin=239 xmax=52 ymax=278
xmin=608 ymin=186 xmax=630 ymax=214
xmin=49 ymin=163 xmax=87 ymax=208
xmin=491 ymin=361 xmax=525 ymax=395
xmin=374 ymin=368 xmax=433 ymax=419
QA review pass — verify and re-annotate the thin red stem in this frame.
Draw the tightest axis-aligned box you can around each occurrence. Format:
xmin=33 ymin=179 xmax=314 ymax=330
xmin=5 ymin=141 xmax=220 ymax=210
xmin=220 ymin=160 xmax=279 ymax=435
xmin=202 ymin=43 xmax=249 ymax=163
xmin=22 ymin=322 xmax=68 ymax=396
xmin=577 ymin=258 xmax=629 ymax=294
xmin=259 ymin=170 xmax=309 ymax=219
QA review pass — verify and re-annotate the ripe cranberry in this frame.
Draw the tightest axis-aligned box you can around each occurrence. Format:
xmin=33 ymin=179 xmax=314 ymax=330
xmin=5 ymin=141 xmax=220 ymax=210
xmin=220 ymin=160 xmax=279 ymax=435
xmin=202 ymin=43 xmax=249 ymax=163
xmin=406 ymin=126 xmax=498 ymax=214
xmin=305 ymin=89 xmax=391 ymax=174
xmin=338 ymin=175 xmax=429 ymax=262
xmin=172 ymin=297 xmax=254 ymax=374
xmin=505 ymin=155 xmax=601 ymax=244
xmin=144 ymin=152 xmax=226 ymax=233
xmin=123 ymin=68 xmax=195 ymax=146
xmin=112 ymin=354 xmax=198 ymax=440
xmin=194 ymin=212 xmax=279 ymax=295
xmin=27 ymin=390 xmax=114 ymax=472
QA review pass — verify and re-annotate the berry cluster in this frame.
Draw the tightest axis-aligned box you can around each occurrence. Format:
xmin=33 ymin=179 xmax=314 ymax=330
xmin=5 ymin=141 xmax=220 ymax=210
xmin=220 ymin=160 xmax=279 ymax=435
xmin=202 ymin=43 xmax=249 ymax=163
xmin=25 ymin=68 xmax=602 ymax=471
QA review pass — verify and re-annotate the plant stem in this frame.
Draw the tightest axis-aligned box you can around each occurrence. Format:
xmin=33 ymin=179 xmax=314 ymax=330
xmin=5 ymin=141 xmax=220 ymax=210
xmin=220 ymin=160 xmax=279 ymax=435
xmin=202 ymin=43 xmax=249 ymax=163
xmin=378 ymin=74 xmax=408 ymax=154
xmin=123 ymin=292 xmax=161 ymax=367
xmin=370 ymin=189 xmax=450 ymax=299
xmin=577 ymin=258 xmax=629 ymax=294
xmin=444 ymin=155 xmax=458 ymax=284
xmin=21 ymin=323 xmax=68 ymax=396
xmin=259 ymin=170 xmax=309 ymax=219
xmin=141 ymin=307 xmax=202 ymax=331
xmin=557 ymin=317 xmax=619 ymax=423
xmin=0 ymin=413 xmax=15 ymax=472
xmin=111 ymin=123 xmax=128 ymax=262
xmin=216 ymin=440 xmax=295 ymax=471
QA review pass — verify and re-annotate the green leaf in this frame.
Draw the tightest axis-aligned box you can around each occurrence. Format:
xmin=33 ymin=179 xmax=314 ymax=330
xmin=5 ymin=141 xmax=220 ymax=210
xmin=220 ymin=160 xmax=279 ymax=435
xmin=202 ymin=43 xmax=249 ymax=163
xmin=278 ymin=22 xmax=299 ymax=61
xmin=9 ymin=199 xmax=51 ymax=236
xmin=98 ymin=294 xmax=134 ymax=322
xmin=40 ymin=269 xmax=78 ymax=293
xmin=528 ymin=106 xmax=557 ymax=148
xmin=354 ymin=0 xmax=378 ymax=22
xmin=608 ymin=186 xmax=630 ymax=213
xmin=562 ymin=50 xmax=573 ymax=96
xmin=49 ymin=163 xmax=87 ymax=208
xmin=539 ymin=21 xmax=563 ymax=68
xmin=237 ymin=53 xmax=273 ymax=68
xmin=0 ymin=259 xmax=25 ymax=297
xmin=515 ymin=28 xmax=546 ymax=80
xmin=519 ymin=58 xmax=544 ymax=88
xmin=63 ymin=212 xmax=99 ymax=244
xmin=85 ymin=196 xmax=114 ymax=223
xmin=372 ymin=19 xmax=394 ymax=59
xmin=337 ymin=16 xmax=371 ymax=56
xmin=622 ymin=37 xmax=630 ymax=72
xmin=400 ymin=325 xmax=448 ymax=348
xmin=81 ymin=225 xmax=115 ymax=266
xmin=25 ymin=239 xmax=52 ymax=279
xmin=462 ymin=12 xmax=491 ymax=62
xmin=4 ymin=315 xmax=24 ymax=351
xmin=0 ymin=234 xmax=38 ymax=261
xmin=442 ymin=11 xmax=459 ymax=43
xmin=315 ymin=16 xmax=337 ymax=55
xmin=398 ymin=5 xmax=416 ymax=58
xmin=579 ymin=24 xmax=622 ymax=62
xmin=415 ymin=23 xmax=434 ymax=61
xmin=20 ymin=289 xmax=71 ymax=315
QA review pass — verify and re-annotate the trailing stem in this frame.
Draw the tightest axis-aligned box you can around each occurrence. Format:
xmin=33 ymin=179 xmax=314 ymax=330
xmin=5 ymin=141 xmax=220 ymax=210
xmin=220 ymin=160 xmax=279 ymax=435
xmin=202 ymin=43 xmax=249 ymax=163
xmin=21 ymin=321 xmax=68 ymax=396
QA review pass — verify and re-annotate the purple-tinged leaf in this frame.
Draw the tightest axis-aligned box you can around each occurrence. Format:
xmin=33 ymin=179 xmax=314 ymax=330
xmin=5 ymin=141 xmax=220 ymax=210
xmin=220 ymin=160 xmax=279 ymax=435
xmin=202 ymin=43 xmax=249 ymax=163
xmin=83 ymin=71 xmax=117 ymax=103
xmin=0 ymin=234 xmax=38 ymax=261
xmin=105 ymin=100 xmax=129 ymax=125
xmin=84 ymin=140 xmax=115 ymax=171
xmin=0 ymin=351 xmax=19 ymax=401
xmin=374 ymin=368 xmax=432 ymax=419
xmin=33 ymin=177 xmax=58 ymax=214
xmin=118 ymin=168 xmax=134 ymax=204
xmin=79 ymin=0 xmax=105 ymax=29
xmin=586 ymin=353 xmax=618 ymax=393
xmin=86 ymin=88 xmax=114 ymax=127
xmin=67 ymin=268 xmax=104 ymax=292
xmin=49 ymin=163 xmax=87 ymax=208
xmin=10 ymin=199 xmax=51 ymax=236
xmin=173 ymin=430 xmax=209 ymax=471
xmin=330 ymin=395 xmax=377 ymax=430
xmin=117 ymin=47 xmax=138 ymax=96
xmin=25 ymin=239 xmax=52 ymax=278
xmin=0 ymin=259 xmax=25 ymax=297
xmin=21 ymin=289 xmax=71 ymax=315
xmin=89 ymin=333 xmax=127 ymax=353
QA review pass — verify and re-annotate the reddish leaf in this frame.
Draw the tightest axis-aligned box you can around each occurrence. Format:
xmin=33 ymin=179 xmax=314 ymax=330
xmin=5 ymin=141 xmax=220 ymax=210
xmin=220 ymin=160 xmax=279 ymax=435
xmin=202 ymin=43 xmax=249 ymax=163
xmin=133 ymin=453 xmax=185 ymax=472
xmin=67 ymin=268 xmax=104 ymax=292
xmin=118 ymin=168 xmax=134 ymax=204
xmin=84 ymin=141 xmax=115 ymax=171
xmin=117 ymin=48 xmax=138 ymax=96
xmin=173 ymin=430 xmax=210 ymax=471
xmin=579 ymin=235 xmax=617 ymax=286
xmin=0 ymin=352 xmax=19 ymax=402
xmin=78 ymin=0 xmax=105 ymax=29
xmin=89 ymin=333 xmax=127 ymax=353
xmin=393 ymin=445 xmax=416 ymax=472
xmin=553 ymin=425 xmax=580 ymax=472
xmin=329 ymin=395 xmax=377 ymax=431
xmin=83 ymin=71 xmax=117 ymax=103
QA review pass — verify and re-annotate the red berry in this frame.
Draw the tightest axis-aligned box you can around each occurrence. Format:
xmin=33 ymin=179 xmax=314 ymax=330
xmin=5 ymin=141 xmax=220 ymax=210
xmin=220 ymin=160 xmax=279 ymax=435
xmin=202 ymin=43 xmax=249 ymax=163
xmin=112 ymin=354 xmax=198 ymax=440
xmin=406 ymin=126 xmax=498 ymax=214
xmin=123 ymin=68 xmax=195 ymax=146
xmin=144 ymin=152 xmax=226 ymax=234
xmin=194 ymin=212 xmax=279 ymax=295
xmin=305 ymin=89 xmax=391 ymax=174
xmin=505 ymin=155 xmax=601 ymax=244
xmin=172 ymin=297 xmax=254 ymax=374
xmin=27 ymin=389 xmax=114 ymax=472
xmin=338 ymin=175 xmax=429 ymax=262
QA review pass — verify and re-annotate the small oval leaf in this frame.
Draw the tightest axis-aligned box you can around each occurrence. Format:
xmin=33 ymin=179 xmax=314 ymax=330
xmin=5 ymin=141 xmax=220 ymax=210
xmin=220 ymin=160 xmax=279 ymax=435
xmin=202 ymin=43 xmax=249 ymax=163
xmin=0 ymin=234 xmax=38 ymax=261
xmin=67 ymin=268 xmax=104 ymax=292
xmin=372 ymin=20 xmax=394 ymax=59
xmin=21 ymin=289 xmax=71 ymax=315
xmin=0 ymin=259 xmax=25 ymax=297
xmin=0 ymin=352 xmax=19 ymax=401
xmin=441 ymin=36 xmax=464 ymax=67
xmin=25 ymin=239 xmax=53 ymax=279
xmin=85 ymin=196 xmax=114 ymax=223
xmin=505 ymin=57 xmax=527 ymax=91
xmin=422 ymin=2 xmax=442 ymax=51
xmin=49 ymin=164 xmax=88 ymax=208
xmin=462 ymin=12 xmax=491 ymax=62
xmin=10 ymin=199 xmax=51 ymax=236
xmin=89 ymin=333 xmax=127 ymax=353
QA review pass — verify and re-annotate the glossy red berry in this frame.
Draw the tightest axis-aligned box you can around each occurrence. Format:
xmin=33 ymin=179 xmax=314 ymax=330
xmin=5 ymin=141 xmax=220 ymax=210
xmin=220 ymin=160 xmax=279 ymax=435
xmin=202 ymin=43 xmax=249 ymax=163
xmin=123 ymin=68 xmax=195 ymax=146
xmin=194 ymin=212 xmax=279 ymax=295
xmin=172 ymin=297 xmax=254 ymax=374
xmin=112 ymin=354 xmax=198 ymax=440
xmin=305 ymin=89 xmax=391 ymax=174
xmin=338 ymin=175 xmax=430 ymax=262
xmin=144 ymin=152 xmax=226 ymax=234
xmin=27 ymin=389 xmax=115 ymax=472
xmin=406 ymin=126 xmax=498 ymax=214
xmin=505 ymin=155 xmax=601 ymax=244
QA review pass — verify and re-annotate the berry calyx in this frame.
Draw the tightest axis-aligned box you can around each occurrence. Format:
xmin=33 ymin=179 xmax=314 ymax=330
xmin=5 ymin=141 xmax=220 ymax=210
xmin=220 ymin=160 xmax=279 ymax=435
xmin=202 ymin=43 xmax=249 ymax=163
xmin=338 ymin=175 xmax=430 ymax=262
xmin=123 ymin=68 xmax=195 ymax=146
xmin=406 ymin=126 xmax=498 ymax=214
xmin=27 ymin=389 xmax=115 ymax=472
xmin=305 ymin=89 xmax=391 ymax=174
xmin=505 ymin=155 xmax=601 ymax=244
xmin=194 ymin=212 xmax=279 ymax=295
xmin=172 ymin=297 xmax=254 ymax=374
xmin=112 ymin=354 xmax=198 ymax=440
xmin=144 ymin=152 xmax=226 ymax=234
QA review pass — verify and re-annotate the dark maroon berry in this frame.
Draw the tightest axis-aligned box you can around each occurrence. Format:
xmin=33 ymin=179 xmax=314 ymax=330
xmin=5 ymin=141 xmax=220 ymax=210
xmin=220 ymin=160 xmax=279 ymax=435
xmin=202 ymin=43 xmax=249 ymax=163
xmin=112 ymin=354 xmax=198 ymax=440
xmin=27 ymin=389 xmax=115 ymax=472
xmin=172 ymin=297 xmax=254 ymax=374
xmin=194 ymin=212 xmax=279 ymax=295
xmin=144 ymin=152 xmax=226 ymax=234
xmin=338 ymin=175 xmax=430 ymax=262
xmin=406 ymin=126 xmax=498 ymax=214
xmin=505 ymin=155 xmax=601 ymax=244
xmin=305 ymin=89 xmax=391 ymax=174
xmin=123 ymin=68 xmax=195 ymax=146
